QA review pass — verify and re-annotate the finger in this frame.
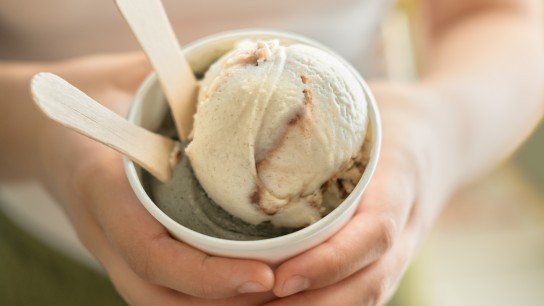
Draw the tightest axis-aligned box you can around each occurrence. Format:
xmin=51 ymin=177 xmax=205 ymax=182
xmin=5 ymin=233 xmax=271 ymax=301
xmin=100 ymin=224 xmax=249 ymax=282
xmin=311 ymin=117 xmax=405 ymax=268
xmin=273 ymin=154 xmax=417 ymax=297
xmin=77 ymin=156 xmax=275 ymax=299
xmin=80 ymin=208 xmax=277 ymax=306
xmin=64 ymin=189 xmax=192 ymax=305
xmin=81 ymin=218 xmax=190 ymax=306
xmin=266 ymin=219 xmax=419 ymax=306
xmin=100 ymin=237 xmax=278 ymax=306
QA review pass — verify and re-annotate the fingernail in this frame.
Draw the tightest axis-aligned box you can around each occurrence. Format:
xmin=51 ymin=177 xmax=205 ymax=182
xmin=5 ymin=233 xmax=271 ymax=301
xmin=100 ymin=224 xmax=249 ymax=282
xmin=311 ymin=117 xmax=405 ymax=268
xmin=238 ymin=281 xmax=268 ymax=294
xmin=281 ymin=275 xmax=310 ymax=296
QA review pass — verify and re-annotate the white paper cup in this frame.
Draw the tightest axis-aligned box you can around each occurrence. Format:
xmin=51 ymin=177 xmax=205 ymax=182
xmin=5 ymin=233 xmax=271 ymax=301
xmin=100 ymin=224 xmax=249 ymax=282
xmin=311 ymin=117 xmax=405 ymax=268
xmin=124 ymin=29 xmax=382 ymax=264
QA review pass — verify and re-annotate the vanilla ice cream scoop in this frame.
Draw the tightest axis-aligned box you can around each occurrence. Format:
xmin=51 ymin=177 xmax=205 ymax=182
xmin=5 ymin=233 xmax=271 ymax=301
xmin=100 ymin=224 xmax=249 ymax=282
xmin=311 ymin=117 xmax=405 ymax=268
xmin=185 ymin=40 xmax=368 ymax=228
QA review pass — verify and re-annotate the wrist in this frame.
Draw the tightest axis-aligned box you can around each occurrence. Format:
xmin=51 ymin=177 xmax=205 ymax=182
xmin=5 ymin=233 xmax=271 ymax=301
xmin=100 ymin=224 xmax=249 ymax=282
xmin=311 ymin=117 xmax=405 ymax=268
xmin=412 ymin=83 xmax=465 ymax=210
xmin=370 ymin=81 xmax=463 ymax=220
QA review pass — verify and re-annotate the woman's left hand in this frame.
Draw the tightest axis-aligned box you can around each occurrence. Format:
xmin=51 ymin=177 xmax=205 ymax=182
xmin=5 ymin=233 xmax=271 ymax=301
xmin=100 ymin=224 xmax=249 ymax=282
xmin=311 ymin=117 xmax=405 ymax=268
xmin=266 ymin=82 xmax=459 ymax=306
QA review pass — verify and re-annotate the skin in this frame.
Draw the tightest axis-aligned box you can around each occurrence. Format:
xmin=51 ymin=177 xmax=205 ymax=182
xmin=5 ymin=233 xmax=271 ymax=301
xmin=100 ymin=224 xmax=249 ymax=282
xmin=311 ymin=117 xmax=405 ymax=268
xmin=269 ymin=1 xmax=544 ymax=305
xmin=0 ymin=0 xmax=543 ymax=305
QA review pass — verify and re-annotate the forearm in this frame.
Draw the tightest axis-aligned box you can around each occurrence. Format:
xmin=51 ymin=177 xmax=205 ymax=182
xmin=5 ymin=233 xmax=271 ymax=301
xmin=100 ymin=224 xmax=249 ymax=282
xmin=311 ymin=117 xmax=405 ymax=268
xmin=0 ymin=62 xmax=49 ymax=181
xmin=421 ymin=0 xmax=544 ymax=184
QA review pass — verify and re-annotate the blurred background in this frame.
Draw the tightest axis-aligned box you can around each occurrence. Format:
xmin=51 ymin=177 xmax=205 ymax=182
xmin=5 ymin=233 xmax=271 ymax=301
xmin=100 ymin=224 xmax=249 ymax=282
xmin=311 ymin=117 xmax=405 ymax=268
xmin=1 ymin=0 xmax=543 ymax=305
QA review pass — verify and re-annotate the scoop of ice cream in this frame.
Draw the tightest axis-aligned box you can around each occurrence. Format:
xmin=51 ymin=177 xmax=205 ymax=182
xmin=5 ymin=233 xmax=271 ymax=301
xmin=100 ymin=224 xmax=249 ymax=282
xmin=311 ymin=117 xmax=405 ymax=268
xmin=185 ymin=39 xmax=368 ymax=228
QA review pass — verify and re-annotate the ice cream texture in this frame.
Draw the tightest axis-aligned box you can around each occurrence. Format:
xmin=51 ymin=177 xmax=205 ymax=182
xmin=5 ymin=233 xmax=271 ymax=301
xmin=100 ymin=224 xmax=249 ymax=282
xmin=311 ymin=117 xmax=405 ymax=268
xmin=185 ymin=39 xmax=368 ymax=228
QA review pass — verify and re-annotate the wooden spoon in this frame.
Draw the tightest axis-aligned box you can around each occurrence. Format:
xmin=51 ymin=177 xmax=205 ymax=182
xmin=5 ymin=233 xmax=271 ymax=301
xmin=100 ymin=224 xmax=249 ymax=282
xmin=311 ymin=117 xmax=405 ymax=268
xmin=115 ymin=0 xmax=198 ymax=142
xmin=31 ymin=72 xmax=179 ymax=183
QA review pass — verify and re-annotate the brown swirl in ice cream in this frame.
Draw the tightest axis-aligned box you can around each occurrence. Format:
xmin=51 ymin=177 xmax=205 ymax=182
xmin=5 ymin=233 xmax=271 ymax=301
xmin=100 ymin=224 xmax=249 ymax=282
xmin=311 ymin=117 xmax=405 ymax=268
xmin=186 ymin=39 xmax=369 ymax=228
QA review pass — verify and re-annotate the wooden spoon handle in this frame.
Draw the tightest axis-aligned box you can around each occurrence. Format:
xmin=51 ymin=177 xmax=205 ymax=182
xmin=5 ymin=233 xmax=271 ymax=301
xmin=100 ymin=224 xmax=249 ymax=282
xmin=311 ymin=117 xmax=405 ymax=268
xmin=31 ymin=72 xmax=177 ymax=183
xmin=115 ymin=0 xmax=197 ymax=142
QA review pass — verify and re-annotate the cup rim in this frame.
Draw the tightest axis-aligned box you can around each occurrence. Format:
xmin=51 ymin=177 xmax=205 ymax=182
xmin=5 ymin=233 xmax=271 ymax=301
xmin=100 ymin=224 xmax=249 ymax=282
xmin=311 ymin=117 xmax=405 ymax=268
xmin=123 ymin=29 xmax=382 ymax=252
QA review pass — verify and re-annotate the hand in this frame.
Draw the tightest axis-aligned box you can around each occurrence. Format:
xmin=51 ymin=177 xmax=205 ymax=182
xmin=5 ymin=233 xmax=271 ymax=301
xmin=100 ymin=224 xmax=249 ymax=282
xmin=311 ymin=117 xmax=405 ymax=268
xmin=267 ymin=82 xmax=459 ymax=306
xmin=33 ymin=53 xmax=277 ymax=305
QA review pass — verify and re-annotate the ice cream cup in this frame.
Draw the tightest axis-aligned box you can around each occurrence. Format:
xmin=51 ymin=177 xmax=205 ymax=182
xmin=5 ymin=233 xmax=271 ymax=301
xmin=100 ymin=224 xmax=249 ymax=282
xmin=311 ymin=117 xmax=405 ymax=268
xmin=124 ymin=29 xmax=382 ymax=265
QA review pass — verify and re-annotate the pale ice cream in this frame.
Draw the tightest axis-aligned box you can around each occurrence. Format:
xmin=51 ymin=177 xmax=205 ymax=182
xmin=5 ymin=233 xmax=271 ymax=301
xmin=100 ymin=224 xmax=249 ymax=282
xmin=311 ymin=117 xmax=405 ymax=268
xmin=185 ymin=40 xmax=368 ymax=228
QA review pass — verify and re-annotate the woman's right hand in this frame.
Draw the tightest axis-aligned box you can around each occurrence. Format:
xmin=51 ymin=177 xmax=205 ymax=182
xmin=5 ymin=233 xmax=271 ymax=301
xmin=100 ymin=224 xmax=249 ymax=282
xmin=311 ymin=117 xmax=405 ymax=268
xmin=14 ymin=53 xmax=277 ymax=305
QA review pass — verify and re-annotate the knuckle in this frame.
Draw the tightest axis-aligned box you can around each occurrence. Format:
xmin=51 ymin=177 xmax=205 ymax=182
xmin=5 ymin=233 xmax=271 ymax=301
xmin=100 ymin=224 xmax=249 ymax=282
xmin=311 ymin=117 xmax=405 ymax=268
xmin=121 ymin=234 xmax=165 ymax=286
xmin=366 ymin=277 xmax=390 ymax=306
xmin=375 ymin=217 xmax=397 ymax=253
xmin=322 ymin=243 xmax=352 ymax=282
xmin=194 ymin=257 xmax=240 ymax=298
xmin=126 ymin=244 xmax=155 ymax=282
xmin=181 ymin=255 xmax=224 ymax=298
xmin=71 ymin=152 xmax=122 ymax=196
xmin=188 ymin=266 xmax=213 ymax=297
xmin=394 ymin=247 xmax=411 ymax=270
xmin=191 ymin=281 xmax=216 ymax=298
